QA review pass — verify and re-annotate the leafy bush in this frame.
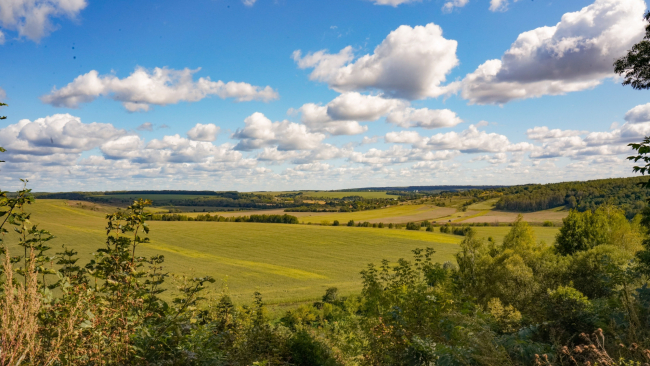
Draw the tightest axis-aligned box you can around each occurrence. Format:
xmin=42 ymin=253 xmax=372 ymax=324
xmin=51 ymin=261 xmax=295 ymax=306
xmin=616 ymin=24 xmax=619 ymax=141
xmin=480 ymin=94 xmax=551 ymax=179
xmin=406 ymin=222 xmax=420 ymax=230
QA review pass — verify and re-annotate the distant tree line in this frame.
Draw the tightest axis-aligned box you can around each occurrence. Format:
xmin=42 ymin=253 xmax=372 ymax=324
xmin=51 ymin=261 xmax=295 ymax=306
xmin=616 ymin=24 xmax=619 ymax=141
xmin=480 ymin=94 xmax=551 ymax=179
xmin=150 ymin=213 xmax=299 ymax=224
xmin=492 ymin=177 xmax=649 ymax=217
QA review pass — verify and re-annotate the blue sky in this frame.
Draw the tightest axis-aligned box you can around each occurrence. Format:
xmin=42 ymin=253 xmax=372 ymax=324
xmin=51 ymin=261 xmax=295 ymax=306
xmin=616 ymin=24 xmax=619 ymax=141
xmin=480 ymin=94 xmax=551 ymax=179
xmin=1 ymin=0 xmax=649 ymax=191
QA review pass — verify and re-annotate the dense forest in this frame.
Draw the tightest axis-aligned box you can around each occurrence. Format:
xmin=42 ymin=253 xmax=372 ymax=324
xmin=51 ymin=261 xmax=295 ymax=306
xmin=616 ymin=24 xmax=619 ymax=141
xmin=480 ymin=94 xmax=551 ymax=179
xmin=492 ymin=177 xmax=649 ymax=217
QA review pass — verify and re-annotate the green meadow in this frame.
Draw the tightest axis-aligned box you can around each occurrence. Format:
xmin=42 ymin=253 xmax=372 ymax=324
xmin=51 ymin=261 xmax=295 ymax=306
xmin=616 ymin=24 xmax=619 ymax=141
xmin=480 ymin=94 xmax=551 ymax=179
xmin=6 ymin=199 xmax=560 ymax=306
xmin=296 ymin=204 xmax=456 ymax=224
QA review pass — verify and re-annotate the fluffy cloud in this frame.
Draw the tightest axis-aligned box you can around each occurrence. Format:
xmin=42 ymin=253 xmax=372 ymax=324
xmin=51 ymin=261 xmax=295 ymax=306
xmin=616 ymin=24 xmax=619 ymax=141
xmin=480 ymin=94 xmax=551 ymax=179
xmin=0 ymin=0 xmax=87 ymax=42
xmin=0 ymin=114 xmax=125 ymax=156
xmin=442 ymin=0 xmax=469 ymax=13
xmin=387 ymin=108 xmax=462 ymax=129
xmin=232 ymin=112 xmax=326 ymax=151
xmin=461 ymin=0 xmax=646 ymax=104
xmin=472 ymin=153 xmax=508 ymax=164
xmin=256 ymin=148 xmax=303 ymax=162
xmin=624 ymin=103 xmax=650 ymax=123
xmin=296 ymin=92 xmax=407 ymax=135
xmin=242 ymin=0 xmax=257 ymax=6
xmin=295 ymin=92 xmax=461 ymax=134
xmin=349 ymin=145 xmax=457 ymax=166
xmin=101 ymin=134 xmax=244 ymax=164
xmin=426 ymin=125 xmax=515 ymax=152
xmin=187 ymin=123 xmax=220 ymax=142
xmin=386 ymin=124 xmax=529 ymax=153
xmin=528 ymin=121 xmax=650 ymax=159
xmin=297 ymin=103 xmax=368 ymax=135
xmin=327 ymin=92 xmax=406 ymax=121
xmin=584 ymin=122 xmax=650 ymax=146
xmin=526 ymin=126 xmax=587 ymax=140
xmin=489 ymin=0 xmax=517 ymax=12
xmin=41 ymin=67 xmax=279 ymax=111
xmin=292 ymin=144 xmax=352 ymax=164
xmin=293 ymin=23 xmax=459 ymax=100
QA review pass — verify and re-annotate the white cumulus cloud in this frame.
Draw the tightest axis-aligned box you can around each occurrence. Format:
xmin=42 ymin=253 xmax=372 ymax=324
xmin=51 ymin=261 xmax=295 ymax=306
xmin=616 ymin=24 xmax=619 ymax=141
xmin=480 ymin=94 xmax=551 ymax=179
xmin=293 ymin=23 xmax=459 ymax=100
xmin=624 ymin=103 xmax=650 ymax=123
xmin=187 ymin=123 xmax=220 ymax=142
xmin=386 ymin=124 xmax=531 ymax=153
xmin=295 ymin=92 xmax=462 ymax=134
xmin=442 ymin=0 xmax=469 ymax=13
xmin=232 ymin=112 xmax=326 ymax=151
xmin=461 ymin=0 xmax=646 ymax=105
xmin=526 ymin=126 xmax=587 ymax=140
xmin=0 ymin=0 xmax=87 ymax=42
xmin=41 ymin=67 xmax=279 ymax=111
xmin=489 ymin=0 xmax=517 ymax=12
xmin=101 ymin=134 xmax=244 ymax=164
xmin=295 ymin=92 xmax=406 ymax=135
xmin=0 ymin=113 xmax=125 ymax=156
xmin=387 ymin=108 xmax=462 ymax=129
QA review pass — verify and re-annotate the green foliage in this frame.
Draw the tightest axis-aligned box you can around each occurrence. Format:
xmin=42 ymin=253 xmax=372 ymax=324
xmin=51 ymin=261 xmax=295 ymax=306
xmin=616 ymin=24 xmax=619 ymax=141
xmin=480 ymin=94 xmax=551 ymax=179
xmin=405 ymin=222 xmax=420 ymax=230
xmin=555 ymin=205 xmax=643 ymax=256
xmin=503 ymin=215 xmax=537 ymax=251
xmin=493 ymin=177 xmax=649 ymax=218
xmin=544 ymin=285 xmax=596 ymax=336
xmin=614 ymin=11 xmax=650 ymax=91
xmin=152 ymin=212 xmax=300 ymax=224
xmin=566 ymin=245 xmax=629 ymax=299
xmin=286 ymin=331 xmax=340 ymax=366
xmin=3 ymin=184 xmax=650 ymax=364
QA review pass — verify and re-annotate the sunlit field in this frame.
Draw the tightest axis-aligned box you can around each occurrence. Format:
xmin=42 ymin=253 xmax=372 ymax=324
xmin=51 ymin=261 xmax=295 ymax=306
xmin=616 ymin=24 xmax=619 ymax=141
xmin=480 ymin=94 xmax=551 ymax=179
xmin=8 ymin=199 xmax=561 ymax=305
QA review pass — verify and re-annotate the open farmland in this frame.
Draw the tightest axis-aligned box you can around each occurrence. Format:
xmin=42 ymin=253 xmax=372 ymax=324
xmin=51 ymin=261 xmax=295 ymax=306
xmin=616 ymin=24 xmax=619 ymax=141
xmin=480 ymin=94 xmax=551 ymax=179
xmin=177 ymin=204 xmax=457 ymax=223
xmin=6 ymin=199 xmax=462 ymax=304
xmin=295 ymin=204 xmax=457 ymax=224
xmin=458 ymin=207 xmax=568 ymax=224
xmin=168 ymin=200 xmax=570 ymax=226
xmin=7 ymin=199 xmax=563 ymax=305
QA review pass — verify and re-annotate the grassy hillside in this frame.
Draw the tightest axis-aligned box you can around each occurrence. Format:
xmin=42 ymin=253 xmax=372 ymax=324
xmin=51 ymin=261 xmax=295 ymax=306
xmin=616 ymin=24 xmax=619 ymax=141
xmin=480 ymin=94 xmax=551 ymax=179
xmin=6 ymin=199 xmax=560 ymax=305
xmin=294 ymin=204 xmax=456 ymax=224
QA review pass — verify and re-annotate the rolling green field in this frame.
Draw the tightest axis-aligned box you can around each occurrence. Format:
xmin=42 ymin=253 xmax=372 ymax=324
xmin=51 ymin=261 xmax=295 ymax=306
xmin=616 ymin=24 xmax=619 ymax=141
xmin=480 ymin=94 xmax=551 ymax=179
xmin=467 ymin=198 xmax=499 ymax=210
xmin=297 ymin=204 xmax=456 ymax=224
xmin=6 ymin=200 xmax=461 ymax=304
xmin=5 ymin=199 xmax=561 ymax=306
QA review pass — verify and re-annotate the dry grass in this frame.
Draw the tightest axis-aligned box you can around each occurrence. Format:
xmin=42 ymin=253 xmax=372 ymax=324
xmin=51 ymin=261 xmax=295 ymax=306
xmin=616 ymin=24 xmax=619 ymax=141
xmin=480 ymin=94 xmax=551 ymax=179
xmin=1 ymin=250 xmax=41 ymax=365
